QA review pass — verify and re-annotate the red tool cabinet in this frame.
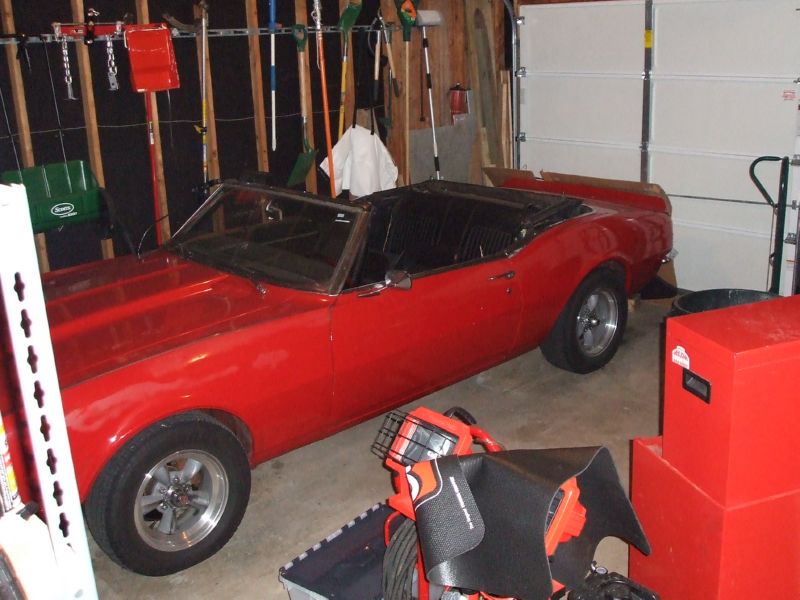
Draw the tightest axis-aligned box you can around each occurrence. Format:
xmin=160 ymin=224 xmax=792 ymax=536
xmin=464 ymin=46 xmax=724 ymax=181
xmin=630 ymin=295 xmax=800 ymax=598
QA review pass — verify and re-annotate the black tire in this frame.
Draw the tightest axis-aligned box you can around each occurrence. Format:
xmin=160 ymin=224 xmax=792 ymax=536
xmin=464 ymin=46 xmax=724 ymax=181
xmin=85 ymin=413 xmax=251 ymax=576
xmin=383 ymin=517 xmax=420 ymax=600
xmin=540 ymin=267 xmax=628 ymax=374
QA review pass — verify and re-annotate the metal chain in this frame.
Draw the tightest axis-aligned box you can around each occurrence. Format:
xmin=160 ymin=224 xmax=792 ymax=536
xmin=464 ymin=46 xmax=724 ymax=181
xmin=106 ymin=37 xmax=118 ymax=91
xmin=60 ymin=38 xmax=75 ymax=100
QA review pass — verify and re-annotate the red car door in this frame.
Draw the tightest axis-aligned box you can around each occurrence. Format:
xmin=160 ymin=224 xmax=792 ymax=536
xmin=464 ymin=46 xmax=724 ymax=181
xmin=330 ymin=257 xmax=522 ymax=423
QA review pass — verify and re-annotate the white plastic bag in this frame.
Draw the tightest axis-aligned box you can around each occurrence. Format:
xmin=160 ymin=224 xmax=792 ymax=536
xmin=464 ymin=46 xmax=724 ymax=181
xmin=320 ymin=124 xmax=398 ymax=197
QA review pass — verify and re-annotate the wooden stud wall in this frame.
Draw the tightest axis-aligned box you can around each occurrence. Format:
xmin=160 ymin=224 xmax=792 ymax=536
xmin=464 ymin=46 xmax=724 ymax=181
xmin=0 ymin=1 xmax=508 ymax=272
xmin=295 ymin=0 xmax=317 ymax=194
xmin=70 ymin=0 xmax=113 ymax=260
xmin=246 ymin=0 xmax=269 ymax=173
xmin=193 ymin=3 xmax=220 ymax=185
xmin=377 ymin=0 xmax=506 ymax=184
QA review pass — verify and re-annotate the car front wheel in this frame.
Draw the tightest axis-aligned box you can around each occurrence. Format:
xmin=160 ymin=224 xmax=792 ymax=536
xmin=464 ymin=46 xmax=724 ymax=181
xmin=85 ymin=413 xmax=251 ymax=576
xmin=540 ymin=267 xmax=628 ymax=374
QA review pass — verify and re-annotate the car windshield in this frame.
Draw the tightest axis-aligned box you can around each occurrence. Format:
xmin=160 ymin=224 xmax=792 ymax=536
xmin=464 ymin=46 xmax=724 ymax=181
xmin=168 ymin=184 xmax=362 ymax=293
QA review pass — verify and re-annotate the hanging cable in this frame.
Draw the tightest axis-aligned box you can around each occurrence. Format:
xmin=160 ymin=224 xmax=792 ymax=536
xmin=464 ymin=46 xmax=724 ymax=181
xmin=43 ymin=43 xmax=69 ymax=165
xmin=0 ymin=85 xmax=21 ymax=174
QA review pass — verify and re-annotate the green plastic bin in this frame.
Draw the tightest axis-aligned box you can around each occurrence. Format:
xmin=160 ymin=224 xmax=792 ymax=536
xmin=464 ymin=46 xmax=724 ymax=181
xmin=1 ymin=160 xmax=101 ymax=233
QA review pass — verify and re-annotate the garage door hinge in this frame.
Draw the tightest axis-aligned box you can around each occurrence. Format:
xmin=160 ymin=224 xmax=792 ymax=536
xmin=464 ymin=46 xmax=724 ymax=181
xmin=515 ymin=67 xmax=528 ymax=78
xmin=786 ymin=232 xmax=797 ymax=245
xmin=791 ymin=154 xmax=800 ymax=166
xmin=516 ymin=132 xmax=527 ymax=142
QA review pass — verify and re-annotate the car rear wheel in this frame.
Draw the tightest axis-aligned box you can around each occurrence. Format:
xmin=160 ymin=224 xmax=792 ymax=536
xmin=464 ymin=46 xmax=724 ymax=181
xmin=85 ymin=413 xmax=251 ymax=576
xmin=540 ymin=267 xmax=628 ymax=374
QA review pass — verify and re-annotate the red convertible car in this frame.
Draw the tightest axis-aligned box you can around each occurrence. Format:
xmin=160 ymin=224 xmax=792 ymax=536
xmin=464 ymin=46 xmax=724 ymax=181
xmin=0 ymin=178 xmax=671 ymax=575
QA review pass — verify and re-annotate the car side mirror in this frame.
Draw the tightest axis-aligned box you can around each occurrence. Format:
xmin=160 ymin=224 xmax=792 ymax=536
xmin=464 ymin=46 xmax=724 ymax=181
xmin=385 ymin=269 xmax=412 ymax=290
xmin=357 ymin=270 xmax=412 ymax=298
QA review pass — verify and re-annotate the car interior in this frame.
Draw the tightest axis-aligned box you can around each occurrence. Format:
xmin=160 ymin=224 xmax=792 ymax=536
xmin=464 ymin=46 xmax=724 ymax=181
xmin=346 ymin=192 xmax=523 ymax=289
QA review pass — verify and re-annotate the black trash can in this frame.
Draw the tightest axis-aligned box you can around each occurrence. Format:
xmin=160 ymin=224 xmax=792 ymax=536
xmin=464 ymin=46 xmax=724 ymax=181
xmin=670 ymin=288 xmax=778 ymax=317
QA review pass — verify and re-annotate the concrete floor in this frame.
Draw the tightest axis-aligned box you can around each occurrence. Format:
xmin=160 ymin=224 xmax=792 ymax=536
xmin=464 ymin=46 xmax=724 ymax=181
xmin=91 ymin=301 xmax=668 ymax=600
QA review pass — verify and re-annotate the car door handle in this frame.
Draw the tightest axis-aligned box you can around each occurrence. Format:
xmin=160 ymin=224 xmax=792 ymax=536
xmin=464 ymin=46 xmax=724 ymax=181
xmin=488 ymin=271 xmax=515 ymax=281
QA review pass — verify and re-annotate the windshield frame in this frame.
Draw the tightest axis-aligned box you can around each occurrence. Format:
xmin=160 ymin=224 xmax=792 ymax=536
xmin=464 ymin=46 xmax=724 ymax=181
xmin=168 ymin=181 xmax=367 ymax=296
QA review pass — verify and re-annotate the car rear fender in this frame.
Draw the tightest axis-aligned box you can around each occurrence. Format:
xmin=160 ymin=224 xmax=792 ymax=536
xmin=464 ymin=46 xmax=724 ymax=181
xmin=510 ymin=228 xmax=634 ymax=354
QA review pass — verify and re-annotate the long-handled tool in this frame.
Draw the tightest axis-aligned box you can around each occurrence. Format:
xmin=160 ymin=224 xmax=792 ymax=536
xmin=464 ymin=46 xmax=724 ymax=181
xmin=417 ymin=9 xmax=442 ymax=180
xmin=371 ymin=24 xmax=382 ymax=108
xmin=269 ymin=0 xmax=277 ymax=151
xmin=337 ymin=1 xmax=362 ymax=140
xmin=312 ymin=0 xmax=336 ymax=197
xmin=199 ymin=2 xmax=210 ymax=192
xmin=377 ymin=9 xmax=401 ymax=98
xmin=287 ymin=25 xmax=318 ymax=187
xmin=394 ymin=0 xmax=417 ymax=184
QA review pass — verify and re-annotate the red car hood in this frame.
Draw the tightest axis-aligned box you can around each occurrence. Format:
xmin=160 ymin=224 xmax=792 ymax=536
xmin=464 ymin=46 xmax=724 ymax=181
xmin=43 ymin=252 xmax=326 ymax=388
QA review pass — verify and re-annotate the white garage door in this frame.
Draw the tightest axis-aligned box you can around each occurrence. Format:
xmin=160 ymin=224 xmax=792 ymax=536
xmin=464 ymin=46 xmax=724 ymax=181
xmin=519 ymin=0 xmax=800 ymax=293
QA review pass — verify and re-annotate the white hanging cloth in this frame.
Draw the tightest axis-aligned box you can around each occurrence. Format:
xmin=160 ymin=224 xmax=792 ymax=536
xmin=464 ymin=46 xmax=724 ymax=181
xmin=320 ymin=124 xmax=398 ymax=197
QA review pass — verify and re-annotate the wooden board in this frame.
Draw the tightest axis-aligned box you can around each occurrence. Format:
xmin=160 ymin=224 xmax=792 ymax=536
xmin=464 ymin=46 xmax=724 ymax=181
xmin=465 ymin=0 xmax=505 ymax=170
xmin=295 ymin=0 xmax=317 ymax=193
xmin=337 ymin=0 xmax=358 ymax=141
xmin=482 ymin=166 xmax=535 ymax=187
xmin=541 ymin=171 xmax=671 ymax=206
xmin=193 ymin=4 xmax=220 ymax=184
xmin=71 ymin=0 xmax=113 ymax=259
xmin=246 ymin=0 xmax=269 ymax=173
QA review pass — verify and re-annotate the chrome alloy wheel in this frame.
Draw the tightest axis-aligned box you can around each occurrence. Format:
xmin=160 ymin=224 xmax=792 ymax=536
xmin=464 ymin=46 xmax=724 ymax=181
xmin=575 ymin=288 xmax=619 ymax=358
xmin=134 ymin=450 xmax=229 ymax=552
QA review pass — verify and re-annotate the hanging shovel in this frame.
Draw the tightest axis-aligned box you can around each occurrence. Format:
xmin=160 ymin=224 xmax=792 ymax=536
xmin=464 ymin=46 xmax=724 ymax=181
xmin=337 ymin=1 xmax=363 ymax=140
xmin=287 ymin=25 xmax=318 ymax=187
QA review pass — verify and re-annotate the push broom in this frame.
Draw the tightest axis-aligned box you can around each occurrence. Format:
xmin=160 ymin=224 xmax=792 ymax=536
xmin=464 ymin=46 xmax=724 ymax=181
xmin=416 ymin=9 xmax=442 ymax=180
xmin=394 ymin=0 xmax=417 ymax=184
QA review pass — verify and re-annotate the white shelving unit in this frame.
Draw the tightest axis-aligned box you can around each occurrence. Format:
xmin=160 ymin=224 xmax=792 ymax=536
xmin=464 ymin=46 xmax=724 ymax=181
xmin=0 ymin=183 xmax=97 ymax=600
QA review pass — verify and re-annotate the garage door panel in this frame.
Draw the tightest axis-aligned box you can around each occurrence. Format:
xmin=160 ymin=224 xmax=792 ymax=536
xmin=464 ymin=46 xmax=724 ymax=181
xmin=522 ymin=141 xmax=640 ymax=181
xmin=672 ymin=220 xmax=772 ymax=290
xmin=518 ymin=0 xmax=798 ymax=293
xmin=653 ymin=0 xmax=800 ymax=76
xmin=651 ymin=152 xmax=782 ymax=201
xmin=651 ymin=80 xmax=797 ymax=154
xmin=670 ymin=195 xmax=774 ymax=235
xmin=520 ymin=2 xmax=644 ymax=73
xmin=525 ymin=78 xmax=643 ymax=143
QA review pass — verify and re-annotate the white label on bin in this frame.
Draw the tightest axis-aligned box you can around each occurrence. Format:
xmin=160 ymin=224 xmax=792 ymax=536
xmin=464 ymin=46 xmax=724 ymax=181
xmin=671 ymin=345 xmax=690 ymax=369
xmin=51 ymin=202 xmax=77 ymax=218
